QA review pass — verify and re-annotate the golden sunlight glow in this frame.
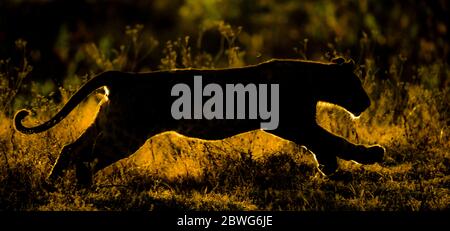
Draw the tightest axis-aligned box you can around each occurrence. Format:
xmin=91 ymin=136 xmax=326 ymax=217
xmin=2 ymin=0 xmax=447 ymax=212
xmin=103 ymin=86 xmax=110 ymax=101
xmin=317 ymin=102 xmax=361 ymax=120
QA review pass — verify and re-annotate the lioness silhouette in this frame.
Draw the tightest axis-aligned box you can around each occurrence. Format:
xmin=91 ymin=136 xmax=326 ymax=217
xmin=14 ymin=58 xmax=384 ymax=185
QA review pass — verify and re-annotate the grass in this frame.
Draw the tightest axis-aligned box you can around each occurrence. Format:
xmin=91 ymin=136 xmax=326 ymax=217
xmin=0 ymin=12 xmax=449 ymax=211
xmin=1 ymin=64 xmax=448 ymax=211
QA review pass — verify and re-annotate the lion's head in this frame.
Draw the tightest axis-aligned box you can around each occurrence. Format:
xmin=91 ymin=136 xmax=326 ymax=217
xmin=317 ymin=57 xmax=370 ymax=117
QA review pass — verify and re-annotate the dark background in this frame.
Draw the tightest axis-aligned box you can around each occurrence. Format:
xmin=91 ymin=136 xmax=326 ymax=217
xmin=0 ymin=0 xmax=448 ymax=86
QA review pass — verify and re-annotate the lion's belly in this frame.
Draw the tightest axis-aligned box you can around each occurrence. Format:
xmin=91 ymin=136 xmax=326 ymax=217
xmin=171 ymin=119 xmax=262 ymax=140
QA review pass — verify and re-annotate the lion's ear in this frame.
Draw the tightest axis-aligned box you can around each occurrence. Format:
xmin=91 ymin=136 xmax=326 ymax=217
xmin=345 ymin=59 xmax=355 ymax=69
xmin=346 ymin=59 xmax=355 ymax=66
xmin=331 ymin=57 xmax=346 ymax=65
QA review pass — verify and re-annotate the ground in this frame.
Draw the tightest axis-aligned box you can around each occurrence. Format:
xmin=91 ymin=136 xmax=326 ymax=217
xmin=1 ymin=83 xmax=448 ymax=210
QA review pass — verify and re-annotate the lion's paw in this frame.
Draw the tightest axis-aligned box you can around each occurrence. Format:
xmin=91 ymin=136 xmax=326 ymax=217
xmin=354 ymin=144 xmax=385 ymax=164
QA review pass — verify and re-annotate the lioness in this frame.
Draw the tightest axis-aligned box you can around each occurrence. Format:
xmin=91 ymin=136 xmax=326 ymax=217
xmin=14 ymin=58 xmax=384 ymax=185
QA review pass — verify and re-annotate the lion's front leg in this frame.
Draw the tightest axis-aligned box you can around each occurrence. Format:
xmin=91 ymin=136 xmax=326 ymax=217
xmin=300 ymin=126 xmax=340 ymax=175
xmin=272 ymin=126 xmax=338 ymax=175
xmin=338 ymin=143 xmax=385 ymax=165
xmin=304 ymin=125 xmax=384 ymax=174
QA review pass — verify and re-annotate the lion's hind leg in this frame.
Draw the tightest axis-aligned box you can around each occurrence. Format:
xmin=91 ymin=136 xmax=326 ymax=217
xmin=47 ymin=143 xmax=74 ymax=182
xmin=47 ymin=124 xmax=98 ymax=185
xmin=301 ymin=131 xmax=340 ymax=176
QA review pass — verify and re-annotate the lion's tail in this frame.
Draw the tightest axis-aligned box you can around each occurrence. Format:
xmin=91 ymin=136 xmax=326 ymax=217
xmin=14 ymin=71 xmax=119 ymax=134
